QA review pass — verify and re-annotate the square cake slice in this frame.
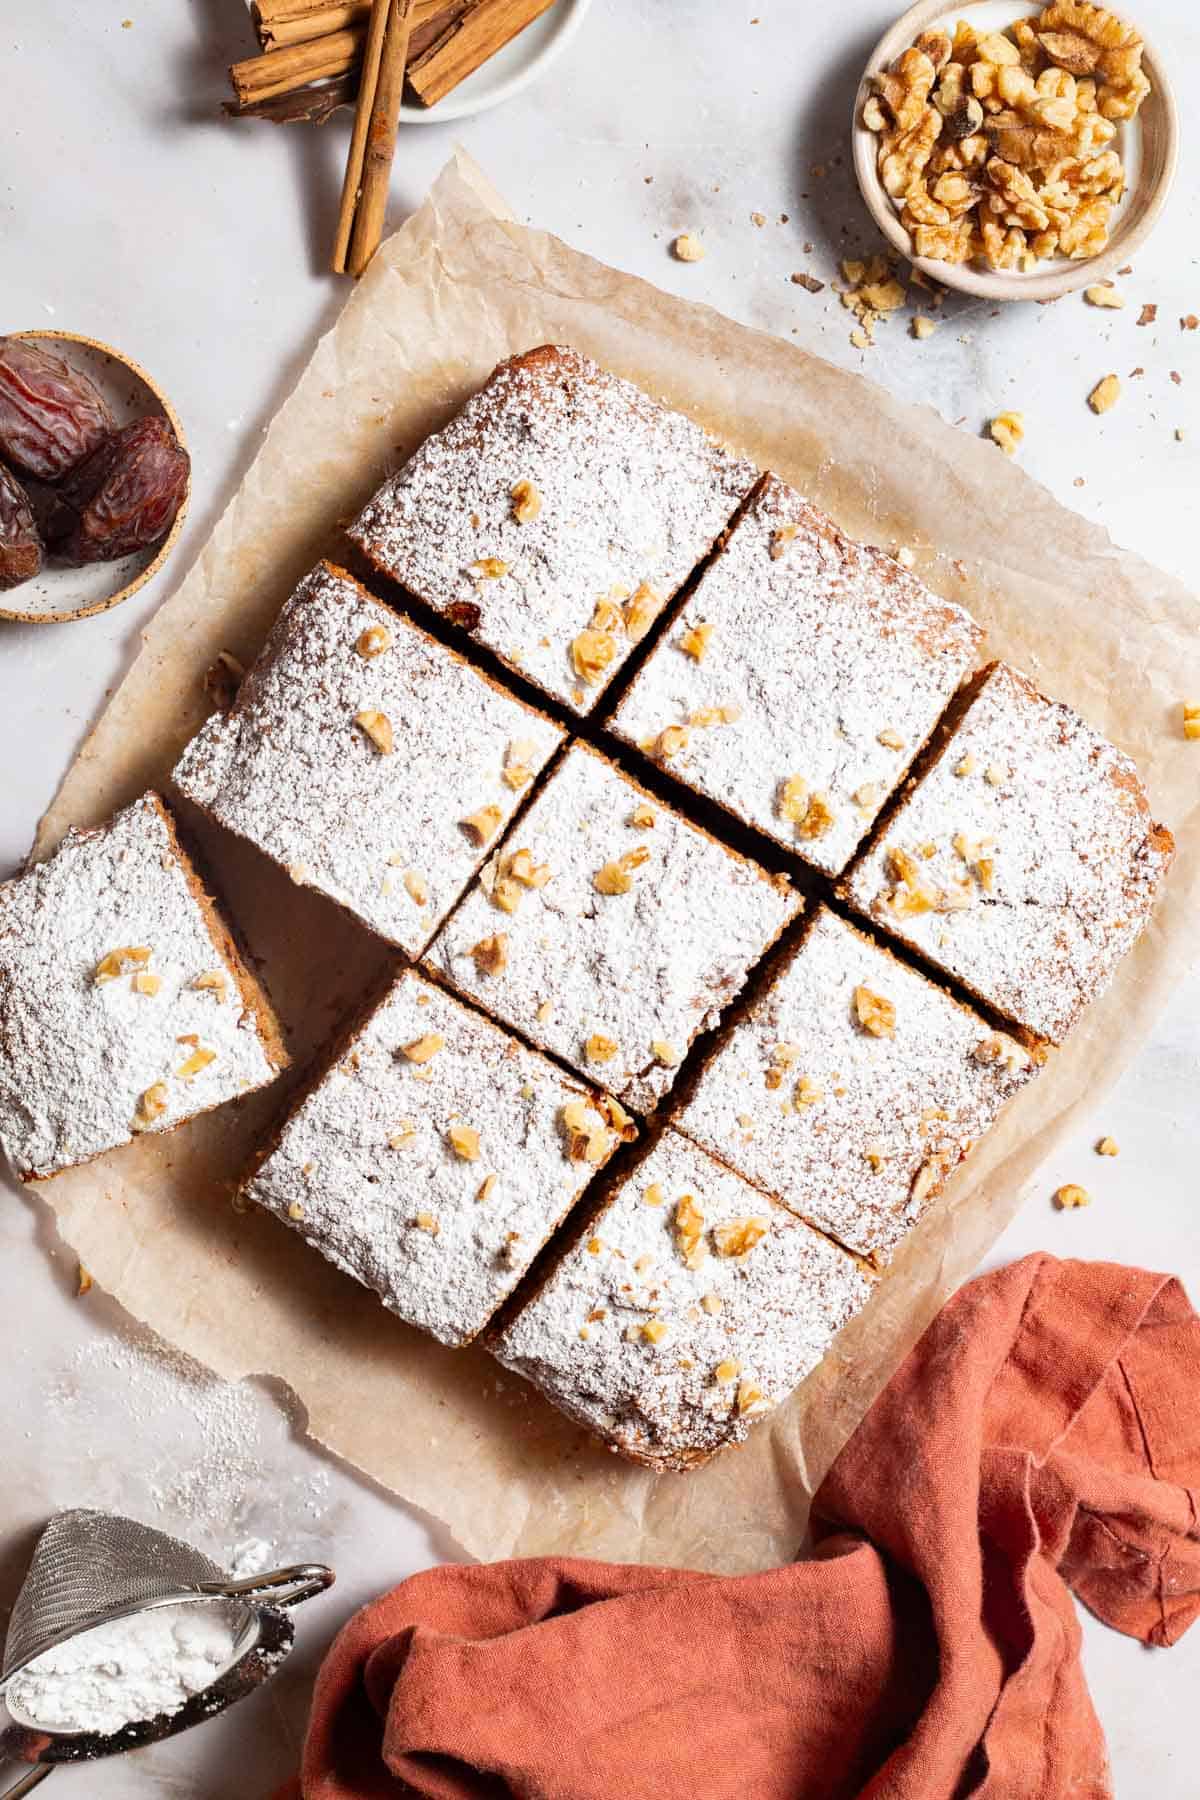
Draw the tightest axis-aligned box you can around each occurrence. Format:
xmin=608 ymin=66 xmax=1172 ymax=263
xmin=673 ymin=906 xmax=1039 ymax=1263
xmin=607 ymin=473 xmax=984 ymax=876
xmin=244 ymin=968 xmax=634 ymax=1348
xmin=172 ymin=562 xmax=563 ymax=956
xmin=842 ymin=662 xmax=1175 ymax=1043
xmin=0 ymin=792 xmax=288 ymax=1182
xmin=491 ymin=1127 xmax=873 ymax=1470
xmin=426 ymin=743 xmax=801 ymax=1114
xmin=348 ymin=345 xmax=759 ymax=714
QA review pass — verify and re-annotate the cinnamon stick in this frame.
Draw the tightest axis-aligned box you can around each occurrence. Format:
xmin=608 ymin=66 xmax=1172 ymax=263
xmin=347 ymin=0 xmax=417 ymax=278
xmin=253 ymin=2 xmax=370 ymax=50
xmin=406 ymin=0 xmax=555 ymax=107
xmin=332 ymin=0 xmax=393 ymax=273
xmin=229 ymin=29 xmax=363 ymax=106
xmin=223 ymin=74 xmax=357 ymax=123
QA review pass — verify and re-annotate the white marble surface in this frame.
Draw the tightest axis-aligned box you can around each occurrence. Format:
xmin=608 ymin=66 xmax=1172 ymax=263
xmin=2 ymin=2 xmax=1198 ymax=1793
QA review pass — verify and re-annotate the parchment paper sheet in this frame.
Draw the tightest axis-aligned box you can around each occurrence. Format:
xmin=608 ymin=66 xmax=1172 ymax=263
xmin=28 ymin=151 xmax=1200 ymax=1573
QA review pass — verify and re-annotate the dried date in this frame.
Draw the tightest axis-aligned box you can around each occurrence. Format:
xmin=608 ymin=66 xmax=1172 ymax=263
xmin=51 ymin=416 xmax=189 ymax=565
xmin=0 ymin=462 xmax=43 ymax=590
xmin=0 ymin=337 xmax=115 ymax=481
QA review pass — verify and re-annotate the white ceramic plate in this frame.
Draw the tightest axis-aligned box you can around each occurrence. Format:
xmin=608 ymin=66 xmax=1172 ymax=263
xmin=398 ymin=0 xmax=591 ymax=124
xmin=0 ymin=332 xmax=189 ymax=627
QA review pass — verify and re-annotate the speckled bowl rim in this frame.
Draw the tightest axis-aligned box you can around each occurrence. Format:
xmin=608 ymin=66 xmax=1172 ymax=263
xmin=851 ymin=0 xmax=1179 ymax=301
xmin=0 ymin=329 xmax=190 ymax=626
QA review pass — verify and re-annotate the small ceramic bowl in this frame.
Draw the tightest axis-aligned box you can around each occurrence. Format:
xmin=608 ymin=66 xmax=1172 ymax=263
xmin=0 ymin=330 xmax=189 ymax=626
xmin=397 ymin=0 xmax=592 ymax=125
xmin=851 ymin=0 xmax=1178 ymax=300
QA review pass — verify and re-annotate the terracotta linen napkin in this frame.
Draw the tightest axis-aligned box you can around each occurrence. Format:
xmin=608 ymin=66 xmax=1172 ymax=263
xmin=281 ymin=1253 xmax=1200 ymax=1799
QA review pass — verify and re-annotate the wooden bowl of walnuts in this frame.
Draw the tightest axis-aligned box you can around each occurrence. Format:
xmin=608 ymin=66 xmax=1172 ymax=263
xmin=0 ymin=331 xmax=190 ymax=626
xmin=851 ymin=0 xmax=1178 ymax=301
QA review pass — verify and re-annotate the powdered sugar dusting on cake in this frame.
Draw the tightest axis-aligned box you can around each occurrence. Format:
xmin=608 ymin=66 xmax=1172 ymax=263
xmin=427 ymin=744 xmax=801 ymax=1113
xmin=608 ymin=473 xmax=984 ymax=876
xmin=172 ymin=563 xmax=563 ymax=956
xmin=246 ymin=969 xmax=628 ymax=1347
xmin=349 ymin=345 xmax=759 ymax=713
xmin=675 ymin=907 xmax=1039 ymax=1261
xmin=843 ymin=662 xmax=1175 ymax=1043
xmin=493 ymin=1128 xmax=872 ymax=1470
xmin=0 ymin=794 xmax=283 ymax=1180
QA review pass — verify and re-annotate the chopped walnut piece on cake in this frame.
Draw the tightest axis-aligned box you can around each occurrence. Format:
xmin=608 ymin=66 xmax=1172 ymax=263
xmin=356 ymin=623 xmax=392 ymax=659
xmin=403 ymin=1033 xmax=445 ymax=1064
xmin=624 ymin=583 xmax=660 ymax=642
xmin=447 ymin=1123 xmax=481 ymax=1161
xmin=674 ymin=1192 xmax=708 ymax=1269
xmin=679 ymin=622 xmax=714 ymax=661
xmin=177 ymin=1046 xmax=216 ymax=1079
xmin=193 ymin=969 xmax=228 ymax=996
xmin=388 ymin=1122 xmax=418 ymax=1150
xmin=133 ymin=1081 xmax=169 ymax=1131
xmin=471 ymin=557 xmax=509 ymax=579
xmin=797 ymin=792 xmax=836 ymax=840
xmin=462 ymin=804 xmax=504 ymax=846
xmin=571 ymin=628 xmax=618 ymax=687
xmin=510 ymin=479 xmax=542 ymax=524
xmin=586 ymin=1033 xmax=618 ymax=1063
xmin=854 ymin=985 xmax=897 ymax=1038
xmin=877 ymin=728 xmax=906 ymax=751
xmin=94 ymin=946 xmax=153 ymax=984
xmin=712 ymin=1217 xmax=769 ymax=1258
xmin=470 ymin=934 xmax=509 ymax=976
xmin=355 ymin=709 xmax=394 ymax=755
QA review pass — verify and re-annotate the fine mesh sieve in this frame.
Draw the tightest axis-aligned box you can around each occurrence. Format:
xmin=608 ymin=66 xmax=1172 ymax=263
xmin=0 ymin=1509 xmax=333 ymax=1794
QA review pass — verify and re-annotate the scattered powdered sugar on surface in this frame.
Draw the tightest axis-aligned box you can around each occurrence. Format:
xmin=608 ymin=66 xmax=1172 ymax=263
xmin=172 ymin=562 xmax=563 ymax=957
xmin=428 ymin=743 xmax=801 ymax=1113
xmin=38 ymin=1332 xmax=333 ymax=1559
xmin=349 ymin=345 xmax=759 ymax=713
xmin=494 ymin=1128 xmax=872 ymax=1469
xmin=5 ymin=1601 xmax=242 ymax=1738
xmin=675 ymin=907 xmax=1039 ymax=1261
xmin=608 ymin=473 xmax=984 ymax=876
xmin=248 ymin=969 xmax=625 ymax=1346
xmin=844 ymin=662 xmax=1175 ymax=1043
xmin=0 ymin=794 xmax=282 ymax=1180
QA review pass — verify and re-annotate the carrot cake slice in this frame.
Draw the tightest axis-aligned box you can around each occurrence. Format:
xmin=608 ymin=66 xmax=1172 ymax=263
xmin=491 ymin=1127 xmax=873 ymax=1470
xmin=348 ymin=345 xmax=759 ymax=714
xmin=0 ymin=792 xmax=288 ymax=1182
xmin=426 ymin=743 xmax=801 ymax=1113
xmin=172 ymin=562 xmax=563 ymax=956
xmin=673 ymin=906 xmax=1039 ymax=1263
xmin=244 ymin=968 xmax=633 ymax=1348
xmin=606 ymin=474 xmax=984 ymax=876
xmin=841 ymin=662 xmax=1175 ymax=1043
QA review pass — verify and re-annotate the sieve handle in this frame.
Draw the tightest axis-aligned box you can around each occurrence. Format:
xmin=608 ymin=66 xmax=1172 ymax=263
xmin=203 ymin=1562 xmax=335 ymax=1610
xmin=0 ymin=1766 xmax=54 ymax=1797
